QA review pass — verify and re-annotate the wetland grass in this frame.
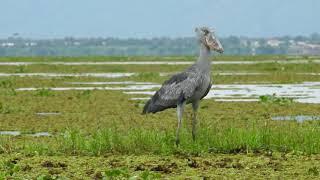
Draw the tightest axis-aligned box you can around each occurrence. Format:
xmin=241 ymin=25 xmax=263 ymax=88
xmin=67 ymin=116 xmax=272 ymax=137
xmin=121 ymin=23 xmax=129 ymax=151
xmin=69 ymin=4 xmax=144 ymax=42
xmin=1 ymin=61 xmax=320 ymax=74
xmin=53 ymin=123 xmax=320 ymax=155
xmin=1 ymin=56 xmax=320 ymax=178
xmin=2 ymin=119 xmax=320 ymax=156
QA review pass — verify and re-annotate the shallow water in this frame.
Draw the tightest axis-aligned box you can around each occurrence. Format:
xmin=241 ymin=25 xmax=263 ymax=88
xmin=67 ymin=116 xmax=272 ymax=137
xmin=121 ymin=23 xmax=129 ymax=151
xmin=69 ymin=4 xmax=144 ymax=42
xmin=14 ymin=81 xmax=320 ymax=104
xmin=214 ymin=99 xmax=259 ymax=102
xmin=0 ymin=73 xmax=135 ymax=78
xmin=0 ymin=60 xmax=320 ymax=66
xmin=0 ymin=131 xmax=21 ymax=136
xmin=272 ymin=115 xmax=320 ymax=123
xmin=160 ymin=72 xmax=269 ymax=76
xmin=207 ymin=82 xmax=320 ymax=103
xmin=130 ymin=97 xmax=151 ymax=100
xmin=65 ymin=81 xmax=157 ymax=85
xmin=16 ymin=84 xmax=161 ymax=91
xmin=125 ymin=82 xmax=320 ymax=104
xmin=30 ymin=132 xmax=51 ymax=137
xmin=0 ymin=72 xmax=269 ymax=78
xmin=36 ymin=112 xmax=61 ymax=116
xmin=0 ymin=131 xmax=51 ymax=137
xmin=2 ymin=72 xmax=320 ymax=78
xmin=213 ymin=72 xmax=269 ymax=76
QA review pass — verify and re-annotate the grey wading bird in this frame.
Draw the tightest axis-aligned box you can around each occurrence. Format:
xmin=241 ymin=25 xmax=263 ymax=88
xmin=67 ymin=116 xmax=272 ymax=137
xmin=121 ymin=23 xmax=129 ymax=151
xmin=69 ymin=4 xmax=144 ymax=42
xmin=142 ymin=27 xmax=224 ymax=145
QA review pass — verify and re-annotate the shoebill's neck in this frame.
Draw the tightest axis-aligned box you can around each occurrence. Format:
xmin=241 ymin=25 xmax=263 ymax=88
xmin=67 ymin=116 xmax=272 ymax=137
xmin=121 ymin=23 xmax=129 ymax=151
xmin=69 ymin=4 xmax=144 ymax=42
xmin=196 ymin=43 xmax=211 ymax=72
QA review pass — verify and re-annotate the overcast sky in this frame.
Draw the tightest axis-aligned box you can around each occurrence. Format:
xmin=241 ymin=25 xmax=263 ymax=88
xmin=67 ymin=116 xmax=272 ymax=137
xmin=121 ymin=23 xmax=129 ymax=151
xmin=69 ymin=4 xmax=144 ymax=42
xmin=0 ymin=0 xmax=319 ymax=38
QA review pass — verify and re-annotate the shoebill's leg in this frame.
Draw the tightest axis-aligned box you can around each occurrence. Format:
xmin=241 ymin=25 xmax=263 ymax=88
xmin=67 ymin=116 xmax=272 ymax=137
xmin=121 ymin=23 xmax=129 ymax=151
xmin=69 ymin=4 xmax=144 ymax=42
xmin=176 ymin=101 xmax=186 ymax=146
xmin=192 ymin=101 xmax=199 ymax=141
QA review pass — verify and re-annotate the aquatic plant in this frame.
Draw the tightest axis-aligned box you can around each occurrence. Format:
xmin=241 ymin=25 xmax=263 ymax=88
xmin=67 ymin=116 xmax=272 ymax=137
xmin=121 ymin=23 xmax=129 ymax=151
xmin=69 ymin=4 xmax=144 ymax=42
xmin=259 ymin=94 xmax=293 ymax=105
xmin=0 ymin=79 xmax=14 ymax=89
xmin=135 ymin=72 xmax=160 ymax=81
xmin=0 ymin=102 xmax=12 ymax=114
xmin=15 ymin=66 xmax=26 ymax=73
xmin=35 ymin=88 xmax=54 ymax=97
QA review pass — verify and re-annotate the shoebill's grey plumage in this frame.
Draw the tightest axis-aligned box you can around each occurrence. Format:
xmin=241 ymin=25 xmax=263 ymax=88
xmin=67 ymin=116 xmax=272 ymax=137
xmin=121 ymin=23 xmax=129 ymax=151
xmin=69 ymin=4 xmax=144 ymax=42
xmin=142 ymin=27 xmax=224 ymax=145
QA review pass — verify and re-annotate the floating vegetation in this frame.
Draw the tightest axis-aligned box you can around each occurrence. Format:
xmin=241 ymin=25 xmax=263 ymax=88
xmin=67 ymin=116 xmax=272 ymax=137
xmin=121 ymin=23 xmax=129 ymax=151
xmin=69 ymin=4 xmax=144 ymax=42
xmin=35 ymin=88 xmax=54 ymax=97
xmin=259 ymin=94 xmax=294 ymax=105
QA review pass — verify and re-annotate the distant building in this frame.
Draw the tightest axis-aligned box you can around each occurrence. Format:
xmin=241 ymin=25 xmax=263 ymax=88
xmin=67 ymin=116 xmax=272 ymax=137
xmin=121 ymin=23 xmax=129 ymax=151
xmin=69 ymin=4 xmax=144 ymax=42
xmin=252 ymin=41 xmax=260 ymax=48
xmin=1 ymin=42 xmax=15 ymax=47
xmin=267 ymin=39 xmax=282 ymax=47
xmin=289 ymin=40 xmax=296 ymax=45
xmin=25 ymin=42 xmax=37 ymax=46
xmin=289 ymin=42 xmax=320 ymax=55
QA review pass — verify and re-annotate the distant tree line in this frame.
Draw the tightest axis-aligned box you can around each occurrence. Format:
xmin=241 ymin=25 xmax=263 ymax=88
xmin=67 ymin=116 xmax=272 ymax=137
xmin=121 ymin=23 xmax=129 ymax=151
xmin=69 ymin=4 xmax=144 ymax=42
xmin=0 ymin=33 xmax=319 ymax=56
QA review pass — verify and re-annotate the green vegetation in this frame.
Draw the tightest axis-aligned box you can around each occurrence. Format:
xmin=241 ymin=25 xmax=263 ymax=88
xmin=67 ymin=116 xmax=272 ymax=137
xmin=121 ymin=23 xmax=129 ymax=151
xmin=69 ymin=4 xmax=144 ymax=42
xmin=35 ymin=88 xmax=54 ymax=97
xmin=1 ymin=55 xmax=320 ymax=178
xmin=259 ymin=94 xmax=294 ymax=105
xmin=1 ymin=62 xmax=320 ymax=74
xmin=3 ymin=123 xmax=320 ymax=156
xmin=1 ymin=152 xmax=320 ymax=179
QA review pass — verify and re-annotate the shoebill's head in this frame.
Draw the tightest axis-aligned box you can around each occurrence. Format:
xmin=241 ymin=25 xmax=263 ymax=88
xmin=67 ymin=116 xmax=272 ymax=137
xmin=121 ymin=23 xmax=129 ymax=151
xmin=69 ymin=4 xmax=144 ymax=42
xmin=195 ymin=27 xmax=224 ymax=53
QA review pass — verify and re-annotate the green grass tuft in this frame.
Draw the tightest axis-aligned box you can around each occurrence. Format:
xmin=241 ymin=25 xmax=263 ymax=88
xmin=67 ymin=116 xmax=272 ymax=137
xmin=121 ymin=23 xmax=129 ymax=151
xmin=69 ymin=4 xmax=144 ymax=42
xmin=259 ymin=94 xmax=294 ymax=105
